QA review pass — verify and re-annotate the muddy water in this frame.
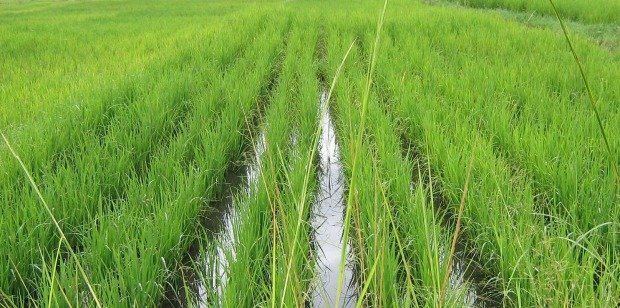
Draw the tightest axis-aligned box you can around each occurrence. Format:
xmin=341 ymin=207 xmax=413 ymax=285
xmin=197 ymin=130 xmax=266 ymax=307
xmin=432 ymin=200 xmax=501 ymax=307
xmin=441 ymin=244 xmax=478 ymax=307
xmin=448 ymin=241 xmax=502 ymax=307
xmin=409 ymin=174 xmax=500 ymax=306
xmin=311 ymin=91 xmax=356 ymax=307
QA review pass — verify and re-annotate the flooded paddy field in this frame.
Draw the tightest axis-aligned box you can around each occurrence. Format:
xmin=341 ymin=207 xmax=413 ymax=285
xmin=1 ymin=0 xmax=619 ymax=307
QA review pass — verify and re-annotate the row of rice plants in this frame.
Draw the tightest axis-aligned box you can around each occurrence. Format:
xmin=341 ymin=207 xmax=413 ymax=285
xmin=0 ymin=0 xmax=254 ymax=129
xmin=375 ymin=4 xmax=619 ymax=305
xmin=218 ymin=16 xmax=300 ymax=306
xmin=0 ymin=11 xmax=285 ymax=308
xmin=325 ymin=19 xmax=405 ymax=306
xmin=0 ymin=15 xmax=268 ymax=306
xmin=324 ymin=12 xmax=474 ymax=306
xmin=269 ymin=17 xmax=321 ymax=307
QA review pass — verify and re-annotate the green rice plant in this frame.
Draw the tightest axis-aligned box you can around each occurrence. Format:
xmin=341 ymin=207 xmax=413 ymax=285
xmin=1 ymin=133 xmax=101 ymax=307
xmin=330 ymin=2 xmax=390 ymax=305
xmin=271 ymin=18 xmax=321 ymax=306
xmin=1 ymin=1 xmax=618 ymax=306
xmin=325 ymin=24 xmax=402 ymax=305
xmin=374 ymin=4 xmax=619 ymax=304
xmin=0 ymin=0 xmax=254 ymax=129
xmin=325 ymin=15 xmax=474 ymax=306
xmin=41 ymin=15 xmax=287 ymax=306
xmin=548 ymin=0 xmax=620 ymax=186
xmin=0 ymin=16 xmax=267 ymax=305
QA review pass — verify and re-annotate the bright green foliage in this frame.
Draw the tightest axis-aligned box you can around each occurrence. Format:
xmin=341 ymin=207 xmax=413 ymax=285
xmin=0 ymin=0 xmax=257 ymax=129
xmin=0 ymin=0 xmax=618 ymax=307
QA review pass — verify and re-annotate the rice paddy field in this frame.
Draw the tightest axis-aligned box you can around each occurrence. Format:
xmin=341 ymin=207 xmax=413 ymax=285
xmin=0 ymin=0 xmax=619 ymax=307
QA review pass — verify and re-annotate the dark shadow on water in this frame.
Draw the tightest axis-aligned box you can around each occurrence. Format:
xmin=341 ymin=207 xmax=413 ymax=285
xmin=405 ymin=141 xmax=503 ymax=307
xmin=159 ymin=153 xmax=246 ymax=308
xmin=449 ymin=239 xmax=504 ymax=307
xmin=159 ymin=127 xmax=266 ymax=308
xmin=196 ymin=129 xmax=266 ymax=307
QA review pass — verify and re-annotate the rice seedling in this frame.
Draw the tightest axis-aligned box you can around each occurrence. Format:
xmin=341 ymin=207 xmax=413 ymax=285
xmin=0 ymin=0 xmax=256 ymax=129
xmin=373 ymin=4 xmax=619 ymax=305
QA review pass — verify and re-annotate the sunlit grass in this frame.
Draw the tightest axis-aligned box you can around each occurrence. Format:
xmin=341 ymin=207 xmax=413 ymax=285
xmin=1 ymin=0 xmax=618 ymax=306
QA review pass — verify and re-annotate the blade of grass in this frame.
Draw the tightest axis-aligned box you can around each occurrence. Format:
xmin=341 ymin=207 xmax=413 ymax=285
xmin=1 ymin=132 xmax=102 ymax=308
xmin=355 ymin=255 xmax=379 ymax=308
xmin=547 ymin=0 xmax=620 ymax=187
xmin=377 ymin=167 xmax=419 ymax=305
xmin=336 ymin=0 xmax=388 ymax=305
xmin=46 ymin=237 xmax=63 ymax=308
xmin=8 ymin=257 xmax=29 ymax=303
xmin=279 ymin=128 xmax=320 ymax=307
xmin=439 ymin=140 xmax=477 ymax=308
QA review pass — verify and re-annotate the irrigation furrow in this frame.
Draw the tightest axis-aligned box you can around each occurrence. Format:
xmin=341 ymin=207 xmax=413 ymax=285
xmin=162 ymin=115 xmax=270 ymax=308
xmin=215 ymin=19 xmax=323 ymax=307
xmin=163 ymin=25 xmax=285 ymax=304
xmin=220 ymin=83 xmax=293 ymax=305
xmin=323 ymin=22 xmax=408 ymax=306
xmin=311 ymin=90 xmax=356 ymax=307
xmin=193 ymin=129 xmax=267 ymax=308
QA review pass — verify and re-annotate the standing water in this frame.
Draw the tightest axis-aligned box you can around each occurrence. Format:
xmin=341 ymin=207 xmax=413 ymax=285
xmin=444 ymin=245 xmax=478 ymax=307
xmin=409 ymin=183 xmax=497 ymax=307
xmin=311 ymin=91 xmax=356 ymax=307
xmin=198 ymin=130 xmax=266 ymax=307
xmin=447 ymin=241 xmax=502 ymax=307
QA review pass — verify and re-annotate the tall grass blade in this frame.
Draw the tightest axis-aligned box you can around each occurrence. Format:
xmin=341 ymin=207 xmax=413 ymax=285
xmin=547 ymin=0 xmax=620 ymax=187
xmin=336 ymin=0 xmax=388 ymax=305
xmin=1 ymin=132 xmax=102 ymax=308
xmin=439 ymin=142 xmax=477 ymax=307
